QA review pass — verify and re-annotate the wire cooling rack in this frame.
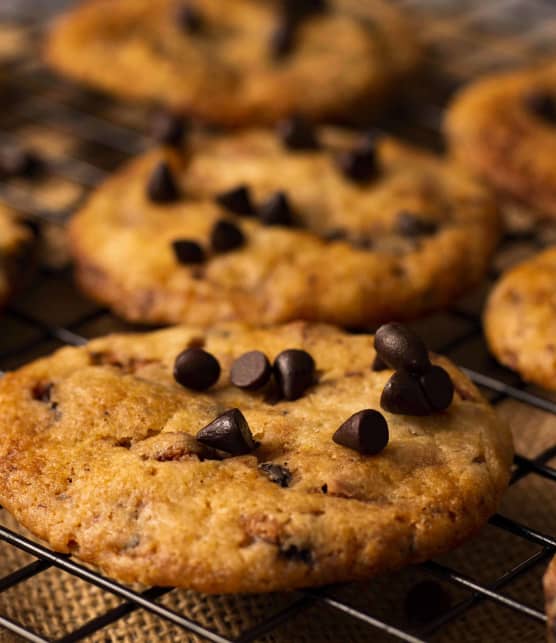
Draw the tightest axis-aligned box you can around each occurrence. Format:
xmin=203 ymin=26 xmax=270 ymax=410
xmin=0 ymin=1 xmax=556 ymax=641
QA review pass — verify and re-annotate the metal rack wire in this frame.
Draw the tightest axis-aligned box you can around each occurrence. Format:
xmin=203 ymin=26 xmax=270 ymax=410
xmin=0 ymin=1 xmax=556 ymax=641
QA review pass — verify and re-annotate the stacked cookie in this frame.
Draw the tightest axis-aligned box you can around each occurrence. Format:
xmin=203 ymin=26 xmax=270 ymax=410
xmin=0 ymin=0 xmax=523 ymax=598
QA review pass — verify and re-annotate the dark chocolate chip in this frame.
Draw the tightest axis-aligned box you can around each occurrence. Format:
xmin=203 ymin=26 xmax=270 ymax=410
xmin=0 ymin=147 xmax=42 ymax=179
xmin=321 ymin=483 xmax=328 ymax=493
xmin=215 ymin=185 xmax=255 ymax=216
xmin=277 ymin=115 xmax=319 ymax=150
xmin=174 ymin=347 xmax=220 ymax=390
xmin=210 ymin=219 xmax=245 ymax=253
xmin=231 ymin=350 xmax=272 ymax=390
xmin=524 ymin=91 xmax=556 ymax=123
xmin=274 ymin=349 xmax=315 ymax=400
xmin=259 ymin=191 xmax=294 ymax=226
xmin=279 ymin=544 xmax=312 ymax=564
xmin=176 ymin=3 xmax=203 ymax=33
xmin=196 ymin=408 xmax=256 ymax=455
xmin=333 ymin=409 xmax=389 ymax=456
xmin=32 ymin=382 xmax=52 ymax=402
xmin=336 ymin=143 xmax=377 ymax=182
xmin=281 ymin=0 xmax=328 ymax=20
xmin=259 ymin=462 xmax=292 ymax=487
xmin=147 ymin=161 xmax=180 ymax=203
xmin=270 ymin=19 xmax=295 ymax=59
xmin=397 ymin=211 xmax=438 ymax=237
xmin=374 ymin=322 xmax=431 ymax=374
xmin=420 ymin=365 xmax=454 ymax=412
xmin=404 ymin=580 xmax=451 ymax=627
xmin=380 ymin=370 xmax=432 ymax=416
xmin=371 ymin=354 xmax=388 ymax=372
xmin=172 ymin=239 xmax=205 ymax=264
xmin=151 ymin=112 xmax=188 ymax=147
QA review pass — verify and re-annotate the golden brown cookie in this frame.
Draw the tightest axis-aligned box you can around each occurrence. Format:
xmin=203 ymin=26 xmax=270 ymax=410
xmin=68 ymin=127 xmax=501 ymax=328
xmin=0 ymin=203 xmax=35 ymax=309
xmin=546 ymin=557 xmax=556 ymax=643
xmin=45 ymin=0 xmax=420 ymax=126
xmin=0 ymin=321 xmax=513 ymax=592
xmin=446 ymin=61 xmax=556 ymax=219
xmin=484 ymin=247 xmax=556 ymax=391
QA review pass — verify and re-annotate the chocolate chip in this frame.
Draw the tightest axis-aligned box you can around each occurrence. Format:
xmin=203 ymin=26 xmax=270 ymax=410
xmin=211 ymin=219 xmax=245 ymax=253
xmin=270 ymin=19 xmax=295 ymax=59
xmin=277 ymin=115 xmax=319 ymax=150
xmin=374 ymin=323 xmax=431 ymax=374
xmin=524 ymin=91 xmax=556 ymax=123
xmin=371 ymin=354 xmax=388 ymax=372
xmin=336 ymin=143 xmax=377 ymax=182
xmin=279 ymin=544 xmax=312 ymax=564
xmin=281 ymin=0 xmax=328 ymax=20
xmin=380 ymin=370 xmax=432 ymax=416
xmin=421 ymin=365 xmax=454 ymax=412
xmin=32 ymin=382 xmax=52 ymax=402
xmin=404 ymin=580 xmax=451 ymax=627
xmin=196 ymin=408 xmax=256 ymax=455
xmin=259 ymin=463 xmax=292 ymax=487
xmin=176 ymin=3 xmax=203 ymax=33
xmin=274 ymin=349 xmax=315 ymax=400
xmin=172 ymin=239 xmax=205 ymax=264
xmin=151 ymin=112 xmax=188 ymax=147
xmin=174 ymin=347 xmax=220 ymax=390
xmin=0 ymin=146 xmax=42 ymax=179
xmin=147 ymin=161 xmax=180 ymax=203
xmin=215 ymin=185 xmax=255 ymax=216
xmin=397 ymin=211 xmax=438 ymax=237
xmin=259 ymin=191 xmax=294 ymax=226
xmin=323 ymin=228 xmax=347 ymax=242
xmin=231 ymin=351 xmax=272 ymax=390
xmin=333 ymin=409 xmax=389 ymax=456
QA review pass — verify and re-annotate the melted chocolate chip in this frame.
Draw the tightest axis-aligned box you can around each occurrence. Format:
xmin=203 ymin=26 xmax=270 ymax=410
xmin=281 ymin=0 xmax=328 ymax=20
xmin=333 ymin=409 xmax=389 ymax=456
xmin=172 ymin=239 xmax=205 ymax=264
xmin=397 ymin=211 xmax=438 ymax=237
xmin=174 ymin=347 xmax=220 ymax=390
xmin=215 ymin=185 xmax=255 ymax=216
xmin=151 ymin=112 xmax=188 ymax=147
xmin=32 ymin=382 xmax=52 ymax=402
xmin=259 ymin=191 xmax=294 ymax=226
xmin=176 ymin=3 xmax=203 ymax=33
xmin=404 ymin=580 xmax=451 ymax=627
xmin=147 ymin=161 xmax=180 ymax=203
xmin=270 ymin=19 xmax=295 ymax=59
xmin=524 ymin=91 xmax=556 ymax=123
xmin=279 ymin=544 xmax=312 ymax=564
xmin=375 ymin=323 xmax=431 ymax=374
xmin=380 ymin=370 xmax=432 ymax=416
xmin=0 ymin=146 xmax=42 ymax=179
xmin=371 ymin=354 xmax=388 ymax=372
xmin=196 ymin=408 xmax=256 ymax=455
xmin=210 ymin=219 xmax=245 ymax=253
xmin=231 ymin=351 xmax=272 ymax=390
xmin=277 ymin=115 xmax=319 ymax=150
xmin=421 ymin=365 xmax=454 ymax=412
xmin=259 ymin=462 xmax=292 ymax=487
xmin=336 ymin=143 xmax=377 ymax=182
xmin=274 ymin=349 xmax=315 ymax=400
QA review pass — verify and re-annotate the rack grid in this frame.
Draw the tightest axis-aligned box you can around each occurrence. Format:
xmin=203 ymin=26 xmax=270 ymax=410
xmin=0 ymin=1 xmax=555 ymax=641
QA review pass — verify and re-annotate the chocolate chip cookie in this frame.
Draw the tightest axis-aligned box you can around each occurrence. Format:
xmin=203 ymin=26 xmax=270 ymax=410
xmin=45 ymin=0 xmax=420 ymax=126
xmin=484 ymin=247 xmax=556 ymax=391
xmin=0 ymin=321 xmax=513 ymax=592
xmin=546 ymin=557 xmax=556 ymax=643
xmin=68 ymin=127 xmax=501 ymax=328
xmin=0 ymin=204 xmax=35 ymax=309
xmin=446 ymin=61 xmax=556 ymax=219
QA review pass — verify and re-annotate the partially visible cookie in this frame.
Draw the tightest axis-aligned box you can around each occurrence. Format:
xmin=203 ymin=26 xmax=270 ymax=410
xmin=484 ymin=247 xmax=556 ymax=391
xmin=446 ymin=61 xmax=556 ymax=219
xmin=545 ymin=556 xmax=556 ymax=643
xmin=45 ymin=0 xmax=420 ymax=126
xmin=0 ymin=321 xmax=513 ymax=592
xmin=68 ymin=127 xmax=501 ymax=328
xmin=0 ymin=203 xmax=35 ymax=309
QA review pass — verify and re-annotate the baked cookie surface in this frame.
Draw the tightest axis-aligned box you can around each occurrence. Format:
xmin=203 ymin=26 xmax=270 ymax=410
xmin=446 ymin=61 xmax=556 ymax=219
xmin=546 ymin=557 xmax=556 ymax=643
xmin=0 ymin=322 xmax=513 ymax=592
xmin=484 ymin=247 xmax=556 ymax=391
xmin=45 ymin=0 xmax=419 ymax=126
xmin=0 ymin=203 xmax=34 ymax=309
xmin=68 ymin=128 xmax=501 ymax=328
